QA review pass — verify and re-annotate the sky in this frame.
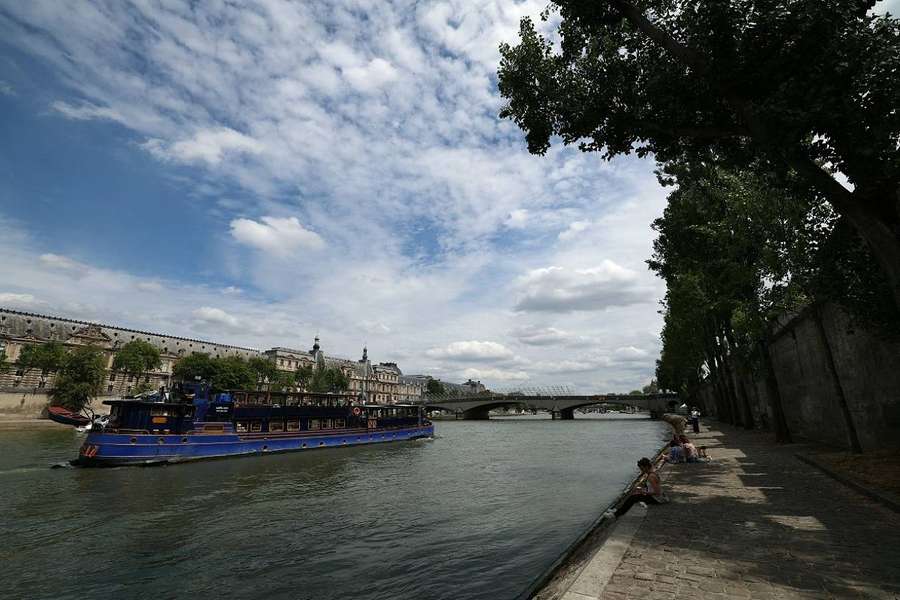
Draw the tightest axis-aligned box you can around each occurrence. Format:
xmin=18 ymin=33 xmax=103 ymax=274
xmin=9 ymin=1 xmax=890 ymax=393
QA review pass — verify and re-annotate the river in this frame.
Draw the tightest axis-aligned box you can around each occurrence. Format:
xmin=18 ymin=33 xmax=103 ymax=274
xmin=1 ymin=414 xmax=668 ymax=600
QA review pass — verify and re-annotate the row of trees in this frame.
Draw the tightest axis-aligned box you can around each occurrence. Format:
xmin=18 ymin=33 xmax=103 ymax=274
xmin=498 ymin=1 xmax=899 ymax=450
xmin=170 ymin=352 xmax=349 ymax=394
xmin=2 ymin=340 xmax=351 ymax=411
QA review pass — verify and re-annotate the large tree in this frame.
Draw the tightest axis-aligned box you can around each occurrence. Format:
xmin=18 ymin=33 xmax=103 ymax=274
xmin=49 ymin=346 xmax=106 ymax=411
xmin=112 ymin=340 xmax=162 ymax=393
xmin=498 ymin=1 xmax=900 ymax=310
xmin=17 ymin=341 xmax=67 ymax=388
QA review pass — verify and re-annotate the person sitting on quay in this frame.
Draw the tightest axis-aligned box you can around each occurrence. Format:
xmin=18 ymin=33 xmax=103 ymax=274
xmin=679 ymin=434 xmax=700 ymax=463
xmin=607 ymin=457 xmax=668 ymax=518
xmin=667 ymin=435 xmax=685 ymax=463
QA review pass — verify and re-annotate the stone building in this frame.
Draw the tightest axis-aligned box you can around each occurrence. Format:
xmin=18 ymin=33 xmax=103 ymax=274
xmin=0 ymin=309 xmax=258 ymax=398
xmin=0 ymin=308 xmax=468 ymax=415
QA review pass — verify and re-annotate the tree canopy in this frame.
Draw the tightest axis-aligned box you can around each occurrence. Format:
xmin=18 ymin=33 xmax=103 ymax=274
xmin=426 ymin=379 xmax=445 ymax=395
xmin=498 ymin=1 xmax=900 ymax=310
xmin=112 ymin=340 xmax=161 ymax=391
xmin=49 ymin=345 xmax=106 ymax=411
xmin=17 ymin=341 xmax=67 ymax=381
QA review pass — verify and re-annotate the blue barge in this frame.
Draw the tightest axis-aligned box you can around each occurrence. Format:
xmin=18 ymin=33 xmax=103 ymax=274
xmin=74 ymin=384 xmax=433 ymax=467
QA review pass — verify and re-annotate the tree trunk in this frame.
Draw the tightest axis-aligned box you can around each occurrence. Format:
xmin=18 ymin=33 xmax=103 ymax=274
xmin=759 ymin=339 xmax=792 ymax=444
xmin=811 ymin=305 xmax=863 ymax=453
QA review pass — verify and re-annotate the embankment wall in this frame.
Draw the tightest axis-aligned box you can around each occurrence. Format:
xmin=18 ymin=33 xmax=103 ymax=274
xmin=697 ymin=303 xmax=900 ymax=452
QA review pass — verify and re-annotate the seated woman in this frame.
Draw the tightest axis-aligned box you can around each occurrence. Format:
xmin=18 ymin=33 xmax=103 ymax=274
xmin=679 ymin=435 xmax=699 ymax=462
xmin=667 ymin=436 xmax=684 ymax=463
xmin=609 ymin=457 xmax=668 ymax=518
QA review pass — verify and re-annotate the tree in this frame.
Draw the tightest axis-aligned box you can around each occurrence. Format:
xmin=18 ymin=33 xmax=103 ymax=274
xmin=248 ymin=356 xmax=278 ymax=385
xmin=628 ymin=389 xmax=643 ymax=396
xmin=498 ymin=1 xmax=900 ymax=310
xmin=641 ymin=380 xmax=659 ymax=394
xmin=172 ymin=352 xmax=217 ymax=383
xmin=426 ymin=379 xmax=445 ymax=395
xmin=295 ymin=364 xmax=315 ymax=390
xmin=308 ymin=367 xmax=350 ymax=393
xmin=112 ymin=340 xmax=161 ymax=393
xmin=49 ymin=346 xmax=105 ymax=411
xmin=17 ymin=341 xmax=67 ymax=388
xmin=210 ymin=355 xmax=256 ymax=391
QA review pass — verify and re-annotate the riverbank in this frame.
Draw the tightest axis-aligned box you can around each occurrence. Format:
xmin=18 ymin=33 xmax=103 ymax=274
xmin=533 ymin=422 xmax=900 ymax=599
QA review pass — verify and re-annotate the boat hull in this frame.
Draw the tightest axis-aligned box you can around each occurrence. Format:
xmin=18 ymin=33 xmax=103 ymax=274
xmin=75 ymin=424 xmax=434 ymax=467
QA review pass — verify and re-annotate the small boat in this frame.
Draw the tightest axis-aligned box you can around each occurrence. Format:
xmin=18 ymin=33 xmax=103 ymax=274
xmin=47 ymin=406 xmax=91 ymax=427
xmin=73 ymin=382 xmax=434 ymax=467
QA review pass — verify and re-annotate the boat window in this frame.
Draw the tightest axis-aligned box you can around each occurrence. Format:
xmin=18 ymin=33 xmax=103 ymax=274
xmin=309 ymin=418 xmax=320 ymax=430
xmin=235 ymin=421 xmax=249 ymax=433
xmin=333 ymin=418 xmax=345 ymax=428
xmin=269 ymin=421 xmax=284 ymax=432
xmin=204 ymin=424 xmax=225 ymax=433
xmin=150 ymin=407 xmax=171 ymax=417
xmin=250 ymin=422 xmax=262 ymax=432
xmin=286 ymin=420 xmax=300 ymax=431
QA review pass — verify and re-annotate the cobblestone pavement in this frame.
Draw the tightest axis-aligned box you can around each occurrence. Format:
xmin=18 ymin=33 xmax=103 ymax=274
xmin=603 ymin=423 xmax=900 ymax=600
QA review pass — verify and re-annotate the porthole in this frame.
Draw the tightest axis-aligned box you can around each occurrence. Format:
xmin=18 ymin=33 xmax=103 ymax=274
xmin=262 ymin=445 xmax=268 ymax=451
xmin=319 ymin=442 xmax=325 ymax=447
xmin=130 ymin=437 xmax=137 ymax=444
xmin=181 ymin=437 xmax=188 ymax=443
xmin=158 ymin=437 xmax=165 ymax=444
xmin=302 ymin=443 xmax=307 ymax=448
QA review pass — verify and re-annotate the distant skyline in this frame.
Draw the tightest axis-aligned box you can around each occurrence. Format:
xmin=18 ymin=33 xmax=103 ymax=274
xmin=14 ymin=2 xmax=895 ymax=391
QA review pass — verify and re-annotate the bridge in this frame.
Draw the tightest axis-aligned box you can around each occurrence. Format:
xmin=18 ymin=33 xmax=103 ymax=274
xmin=414 ymin=393 xmax=680 ymax=420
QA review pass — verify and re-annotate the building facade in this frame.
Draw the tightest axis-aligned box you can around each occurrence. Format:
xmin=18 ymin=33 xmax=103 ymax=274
xmin=0 ymin=308 xmax=466 ymax=407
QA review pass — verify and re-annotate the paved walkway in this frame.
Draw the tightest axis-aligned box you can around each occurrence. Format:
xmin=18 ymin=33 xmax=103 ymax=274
xmin=571 ymin=423 xmax=900 ymax=599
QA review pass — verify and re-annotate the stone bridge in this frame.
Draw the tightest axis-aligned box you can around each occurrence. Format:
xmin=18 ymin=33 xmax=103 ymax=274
xmin=416 ymin=393 xmax=680 ymax=420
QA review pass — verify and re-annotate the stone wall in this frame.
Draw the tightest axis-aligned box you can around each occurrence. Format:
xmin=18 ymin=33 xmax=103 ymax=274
xmin=697 ymin=303 xmax=900 ymax=452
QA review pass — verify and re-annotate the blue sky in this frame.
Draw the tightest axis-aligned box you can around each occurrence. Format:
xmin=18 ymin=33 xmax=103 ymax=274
xmin=0 ymin=0 xmax=678 ymax=391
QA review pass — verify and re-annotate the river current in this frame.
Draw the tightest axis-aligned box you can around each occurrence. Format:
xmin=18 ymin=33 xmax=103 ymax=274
xmin=1 ymin=414 xmax=667 ymax=600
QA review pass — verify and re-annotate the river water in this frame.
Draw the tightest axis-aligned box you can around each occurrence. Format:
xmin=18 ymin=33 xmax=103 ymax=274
xmin=1 ymin=415 xmax=668 ymax=600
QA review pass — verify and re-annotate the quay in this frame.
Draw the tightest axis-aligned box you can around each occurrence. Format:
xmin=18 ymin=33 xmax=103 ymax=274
xmin=532 ymin=422 xmax=900 ymax=599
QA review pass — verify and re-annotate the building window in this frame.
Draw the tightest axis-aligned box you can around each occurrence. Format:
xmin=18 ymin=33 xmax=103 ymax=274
xmin=109 ymin=373 xmax=116 ymax=382
xmin=107 ymin=384 xmax=114 ymax=393
xmin=38 ymin=380 xmax=46 ymax=389
xmin=144 ymin=376 xmax=150 ymax=383
xmin=128 ymin=375 xmax=134 ymax=383
xmin=15 ymin=369 xmax=24 ymax=377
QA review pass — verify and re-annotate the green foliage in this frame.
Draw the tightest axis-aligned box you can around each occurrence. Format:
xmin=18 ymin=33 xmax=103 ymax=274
xmin=112 ymin=340 xmax=161 ymax=384
xmin=307 ymin=367 xmax=350 ymax=393
xmin=248 ymin=356 xmax=278 ymax=382
xmin=0 ymin=349 xmax=8 ymax=374
xmin=210 ymin=355 xmax=256 ymax=391
xmin=17 ymin=341 xmax=67 ymax=380
xmin=295 ymin=364 xmax=315 ymax=389
xmin=49 ymin=346 xmax=105 ymax=411
xmin=426 ymin=379 xmax=444 ymax=395
xmin=172 ymin=352 xmax=217 ymax=383
xmin=498 ymin=1 xmax=900 ymax=309
xmin=628 ymin=390 xmax=643 ymax=396
xmin=641 ymin=380 xmax=659 ymax=394
xmin=173 ymin=353 xmax=297 ymax=393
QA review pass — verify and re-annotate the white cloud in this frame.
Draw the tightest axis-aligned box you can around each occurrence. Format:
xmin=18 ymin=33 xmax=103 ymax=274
xmin=558 ymin=220 xmax=591 ymax=241
xmin=230 ymin=216 xmax=324 ymax=256
xmin=0 ymin=0 xmax=671 ymax=392
xmin=426 ymin=340 xmax=515 ymax=362
xmin=39 ymin=253 xmax=89 ymax=273
xmin=511 ymin=325 xmax=592 ymax=347
xmin=0 ymin=81 xmax=14 ymax=96
xmin=143 ymin=128 xmax=264 ymax=165
xmin=462 ymin=367 xmax=529 ymax=381
xmin=515 ymin=261 xmax=650 ymax=313
xmin=0 ymin=293 xmax=38 ymax=306
xmin=612 ymin=346 xmax=650 ymax=363
xmin=359 ymin=320 xmax=391 ymax=335
xmin=192 ymin=306 xmax=240 ymax=329
xmin=52 ymin=101 xmax=124 ymax=123
xmin=136 ymin=281 xmax=164 ymax=292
